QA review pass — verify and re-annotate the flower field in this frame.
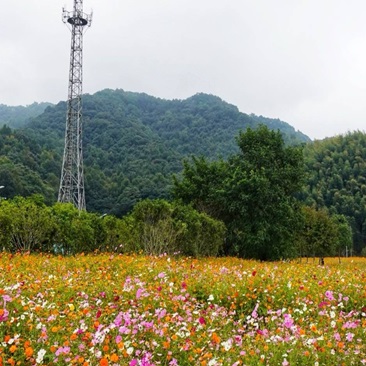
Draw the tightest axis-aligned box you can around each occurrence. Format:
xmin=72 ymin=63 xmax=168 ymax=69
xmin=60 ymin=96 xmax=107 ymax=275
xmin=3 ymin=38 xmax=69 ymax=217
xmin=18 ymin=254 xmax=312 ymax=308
xmin=0 ymin=254 xmax=365 ymax=365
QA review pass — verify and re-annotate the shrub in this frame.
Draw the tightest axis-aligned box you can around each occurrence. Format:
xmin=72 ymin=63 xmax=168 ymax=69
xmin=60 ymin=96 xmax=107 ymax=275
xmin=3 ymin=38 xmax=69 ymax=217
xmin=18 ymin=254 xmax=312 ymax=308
xmin=127 ymin=199 xmax=226 ymax=256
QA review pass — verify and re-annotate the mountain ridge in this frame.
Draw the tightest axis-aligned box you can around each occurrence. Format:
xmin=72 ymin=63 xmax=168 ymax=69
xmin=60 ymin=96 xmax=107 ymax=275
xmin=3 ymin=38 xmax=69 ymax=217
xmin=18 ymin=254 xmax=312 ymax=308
xmin=1 ymin=88 xmax=311 ymax=215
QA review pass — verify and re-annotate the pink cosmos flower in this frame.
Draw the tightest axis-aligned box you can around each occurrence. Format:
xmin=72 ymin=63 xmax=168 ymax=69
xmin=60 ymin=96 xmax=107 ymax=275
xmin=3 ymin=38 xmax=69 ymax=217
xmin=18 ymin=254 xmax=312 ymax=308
xmin=234 ymin=335 xmax=242 ymax=346
xmin=114 ymin=314 xmax=122 ymax=327
xmin=343 ymin=321 xmax=358 ymax=329
xmin=155 ymin=308 xmax=166 ymax=319
xmin=283 ymin=314 xmax=294 ymax=329
xmin=2 ymin=295 xmax=11 ymax=303
xmin=0 ymin=308 xmax=9 ymax=322
xmin=318 ymin=301 xmax=328 ymax=308
xmin=55 ymin=346 xmax=70 ymax=356
xmin=251 ymin=303 xmax=259 ymax=319
xmin=136 ymin=288 xmax=143 ymax=299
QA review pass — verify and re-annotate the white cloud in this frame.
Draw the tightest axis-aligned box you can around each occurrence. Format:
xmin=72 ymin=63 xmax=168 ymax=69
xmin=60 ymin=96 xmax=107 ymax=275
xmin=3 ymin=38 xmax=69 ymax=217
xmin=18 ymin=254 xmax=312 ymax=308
xmin=1 ymin=0 xmax=366 ymax=139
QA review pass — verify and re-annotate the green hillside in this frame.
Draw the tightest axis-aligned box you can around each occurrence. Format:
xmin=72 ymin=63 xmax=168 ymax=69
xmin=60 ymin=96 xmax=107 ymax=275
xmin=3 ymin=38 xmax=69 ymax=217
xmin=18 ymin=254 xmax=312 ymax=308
xmin=10 ymin=89 xmax=308 ymax=215
xmin=0 ymin=102 xmax=52 ymax=129
xmin=0 ymin=125 xmax=57 ymax=203
xmin=300 ymin=131 xmax=366 ymax=252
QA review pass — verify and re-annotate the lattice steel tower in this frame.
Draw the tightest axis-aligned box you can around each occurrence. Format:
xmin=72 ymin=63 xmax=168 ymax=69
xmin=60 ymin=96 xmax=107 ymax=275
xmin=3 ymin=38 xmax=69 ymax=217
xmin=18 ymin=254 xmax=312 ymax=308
xmin=58 ymin=0 xmax=92 ymax=210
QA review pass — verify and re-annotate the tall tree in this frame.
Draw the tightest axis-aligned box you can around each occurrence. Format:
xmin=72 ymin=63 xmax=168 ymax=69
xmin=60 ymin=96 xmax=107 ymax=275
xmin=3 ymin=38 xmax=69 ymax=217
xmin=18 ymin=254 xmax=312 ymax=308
xmin=173 ymin=125 xmax=305 ymax=260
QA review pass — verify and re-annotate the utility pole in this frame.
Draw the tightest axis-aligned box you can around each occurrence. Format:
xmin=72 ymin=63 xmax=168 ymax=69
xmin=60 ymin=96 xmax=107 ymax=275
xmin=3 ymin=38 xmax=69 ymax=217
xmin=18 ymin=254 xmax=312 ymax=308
xmin=58 ymin=0 xmax=92 ymax=210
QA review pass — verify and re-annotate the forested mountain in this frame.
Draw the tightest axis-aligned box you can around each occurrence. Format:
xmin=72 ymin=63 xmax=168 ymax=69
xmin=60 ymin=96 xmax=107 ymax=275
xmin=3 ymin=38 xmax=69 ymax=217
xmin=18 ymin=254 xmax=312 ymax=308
xmin=250 ymin=114 xmax=311 ymax=145
xmin=0 ymin=126 xmax=57 ymax=203
xmin=80 ymin=90 xmax=310 ymax=158
xmin=2 ymin=88 xmax=307 ymax=216
xmin=301 ymin=131 xmax=366 ymax=252
xmin=2 ymin=88 xmax=366 ymax=253
xmin=0 ymin=102 xmax=52 ymax=129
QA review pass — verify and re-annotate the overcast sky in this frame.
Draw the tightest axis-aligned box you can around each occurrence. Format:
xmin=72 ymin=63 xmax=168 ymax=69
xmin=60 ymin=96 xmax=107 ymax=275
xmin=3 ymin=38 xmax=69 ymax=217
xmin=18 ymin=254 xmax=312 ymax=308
xmin=1 ymin=1 xmax=366 ymax=140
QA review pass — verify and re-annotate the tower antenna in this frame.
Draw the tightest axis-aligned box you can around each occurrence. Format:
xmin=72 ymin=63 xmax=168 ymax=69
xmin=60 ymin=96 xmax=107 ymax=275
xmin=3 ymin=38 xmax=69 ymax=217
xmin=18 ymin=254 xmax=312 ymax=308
xmin=58 ymin=0 xmax=92 ymax=210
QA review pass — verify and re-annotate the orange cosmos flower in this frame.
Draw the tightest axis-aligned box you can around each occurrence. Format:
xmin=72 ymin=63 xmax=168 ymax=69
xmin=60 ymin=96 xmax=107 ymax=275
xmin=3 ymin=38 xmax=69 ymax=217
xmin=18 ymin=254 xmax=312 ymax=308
xmin=99 ymin=358 xmax=108 ymax=366
xmin=211 ymin=332 xmax=221 ymax=344
xmin=110 ymin=354 xmax=119 ymax=362
xmin=25 ymin=347 xmax=33 ymax=358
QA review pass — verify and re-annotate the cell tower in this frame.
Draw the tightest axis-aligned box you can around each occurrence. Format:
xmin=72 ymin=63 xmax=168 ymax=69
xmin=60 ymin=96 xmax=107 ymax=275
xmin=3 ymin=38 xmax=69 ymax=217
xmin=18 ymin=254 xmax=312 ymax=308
xmin=58 ymin=0 xmax=92 ymax=210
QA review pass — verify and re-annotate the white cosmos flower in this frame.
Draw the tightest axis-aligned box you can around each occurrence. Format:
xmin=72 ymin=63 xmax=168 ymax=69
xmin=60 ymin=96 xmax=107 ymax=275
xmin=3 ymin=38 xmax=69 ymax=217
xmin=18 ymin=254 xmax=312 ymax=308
xmin=36 ymin=349 xmax=46 ymax=364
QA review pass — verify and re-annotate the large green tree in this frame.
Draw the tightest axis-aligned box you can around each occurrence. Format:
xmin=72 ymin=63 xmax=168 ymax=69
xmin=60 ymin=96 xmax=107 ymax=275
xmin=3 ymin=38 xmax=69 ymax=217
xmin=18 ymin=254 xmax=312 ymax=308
xmin=173 ymin=125 xmax=305 ymax=260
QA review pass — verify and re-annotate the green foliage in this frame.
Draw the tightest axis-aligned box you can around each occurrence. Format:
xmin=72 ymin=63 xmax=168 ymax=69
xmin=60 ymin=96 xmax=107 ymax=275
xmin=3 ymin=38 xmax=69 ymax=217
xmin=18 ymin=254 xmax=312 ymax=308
xmin=0 ymin=102 xmax=51 ymax=128
xmin=361 ymin=247 xmax=366 ymax=257
xmin=301 ymin=131 xmax=366 ymax=253
xmin=0 ymin=196 xmax=224 ymax=257
xmin=0 ymin=127 xmax=57 ymax=203
xmin=297 ymin=206 xmax=338 ymax=259
xmin=7 ymin=89 xmax=366 ymax=259
xmin=0 ymin=195 xmax=55 ymax=252
xmin=4 ymin=89 xmax=366 ymax=258
xmin=249 ymin=114 xmax=311 ymax=145
xmin=50 ymin=203 xmax=94 ymax=254
xmin=172 ymin=202 xmax=226 ymax=257
xmin=50 ymin=203 xmax=120 ymax=255
xmin=332 ymin=214 xmax=353 ymax=257
xmin=0 ymin=197 xmax=119 ymax=255
xmin=172 ymin=157 xmax=228 ymax=218
xmin=174 ymin=125 xmax=305 ymax=260
xmin=7 ymin=89 xmax=308 ymax=216
xmin=100 ymin=214 xmax=133 ymax=253
xmin=127 ymin=199 xmax=182 ymax=255
xmin=126 ymin=199 xmax=225 ymax=256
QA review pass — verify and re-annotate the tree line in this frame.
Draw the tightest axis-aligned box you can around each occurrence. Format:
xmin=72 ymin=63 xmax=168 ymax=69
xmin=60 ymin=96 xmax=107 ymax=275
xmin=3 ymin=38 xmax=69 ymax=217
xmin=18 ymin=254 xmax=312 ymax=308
xmin=0 ymin=195 xmax=225 ymax=257
xmin=0 ymin=126 xmax=353 ymax=260
xmin=173 ymin=125 xmax=352 ymax=260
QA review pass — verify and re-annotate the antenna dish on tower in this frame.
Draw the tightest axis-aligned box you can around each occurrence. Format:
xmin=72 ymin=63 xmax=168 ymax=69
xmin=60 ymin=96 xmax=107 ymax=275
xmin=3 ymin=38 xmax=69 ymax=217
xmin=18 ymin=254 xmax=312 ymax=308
xmin=62 ymin=5 xmax=92 ymax=28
